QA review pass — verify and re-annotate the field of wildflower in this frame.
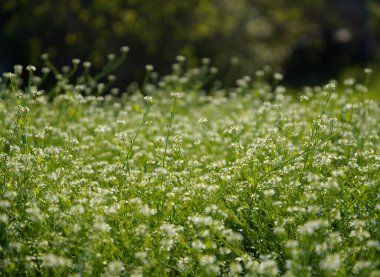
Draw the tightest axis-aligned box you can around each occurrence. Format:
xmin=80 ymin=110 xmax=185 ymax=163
xmin=0 ymin=51 xmax=379 ymax=276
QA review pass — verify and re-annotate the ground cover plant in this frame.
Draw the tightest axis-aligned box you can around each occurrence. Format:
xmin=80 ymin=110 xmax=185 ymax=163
xmin=0 ymin=51 xmax=379 ymax=276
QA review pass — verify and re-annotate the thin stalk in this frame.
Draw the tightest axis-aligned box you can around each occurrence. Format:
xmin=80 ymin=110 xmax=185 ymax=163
xmin=9 ymin=76 xmax=16 ymax=94
xmin=27 ymin=70 xmax=33 ymax=93
xmin=126 ymin=103 xmax=150 ymax=174
xmin=43 ymin=59 xmax=60 ymax=77
xmin=162 ymin=98 xmax=177 ymax=167
xmin=93 ymin=51 xmax=128 ymax=82
xmin=141 ymin=66 xmax=153 ymax=94
xmin=201 ymin=123 xmax=217 ymax=161
xmin=303 ymin=85 xmax=334 ymax=171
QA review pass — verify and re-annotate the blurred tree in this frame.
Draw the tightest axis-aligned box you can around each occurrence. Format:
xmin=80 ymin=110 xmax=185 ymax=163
xmin=0 ymin=0 xmax=378 ymax=88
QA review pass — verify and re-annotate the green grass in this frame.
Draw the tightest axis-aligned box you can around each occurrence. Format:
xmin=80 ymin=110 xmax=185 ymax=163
xmin=0 ymin=55 xmax=379 ymax=276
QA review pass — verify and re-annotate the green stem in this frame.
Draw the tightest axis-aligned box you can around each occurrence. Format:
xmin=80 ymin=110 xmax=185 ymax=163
xmin=162 ymin=99 xmax=177 ymax=167
xmin=9 ymin=77 xmax=16 ymax=94
xmin=27 ymin=71 xmax=33 ymax=93
xmin=126 ymin=104 xmax=150 ymax=174
xmin=93 ymin=52 xmax=128 ymax=82
xmin=201 ymin=123 xmax=217 ymax=161
xmin=303 ymin=87 xmax=334 ymax=171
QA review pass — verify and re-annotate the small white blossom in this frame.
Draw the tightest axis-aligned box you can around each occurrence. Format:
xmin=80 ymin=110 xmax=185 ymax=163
xmin=170 ymin=92 xmax=183 ymax=99
xmin=145 ymin=64 xmax=154 ymax=71
xmin=26 ymin=65 xmax=36 ymax=72
xmin=144 ymin=96 xmax=154 ymax=104
xmin=120 ymin=46 xmax=130 ymax=53
xmin=274 ymin=73 xmax=283 ymax=81
xmin=40 ymin=254 xmax=72 ymax=268
xmin=83 ymin=61 xmax=92 ymax=68
xmin=107 ymin=54 xmax=116 ymax=61
xmin=198 ymin=117 xmax=208 ymax=124
xmin=72 ymin=58 xmax=81 ymax=65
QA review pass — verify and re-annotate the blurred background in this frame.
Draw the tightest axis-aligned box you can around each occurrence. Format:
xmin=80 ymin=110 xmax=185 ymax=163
xmin=0 ymin=0 xmax=379 ymax=89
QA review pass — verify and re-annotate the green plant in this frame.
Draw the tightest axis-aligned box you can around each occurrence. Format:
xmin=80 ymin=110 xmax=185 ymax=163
xmin=0 ymin=57 xmax=379 ymax=276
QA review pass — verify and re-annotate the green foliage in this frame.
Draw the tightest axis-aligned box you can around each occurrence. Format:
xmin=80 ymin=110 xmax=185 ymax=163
xmin=0 ymin=60 xmax=379 ymax=276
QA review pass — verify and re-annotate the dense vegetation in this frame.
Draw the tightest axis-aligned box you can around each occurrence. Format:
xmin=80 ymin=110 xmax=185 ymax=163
xmin=0 ymin=54 xmax=379 ymax=276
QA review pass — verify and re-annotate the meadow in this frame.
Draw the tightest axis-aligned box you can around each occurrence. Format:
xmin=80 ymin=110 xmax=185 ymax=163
xmin=0 ymin=51 xmax=379 ymax=276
